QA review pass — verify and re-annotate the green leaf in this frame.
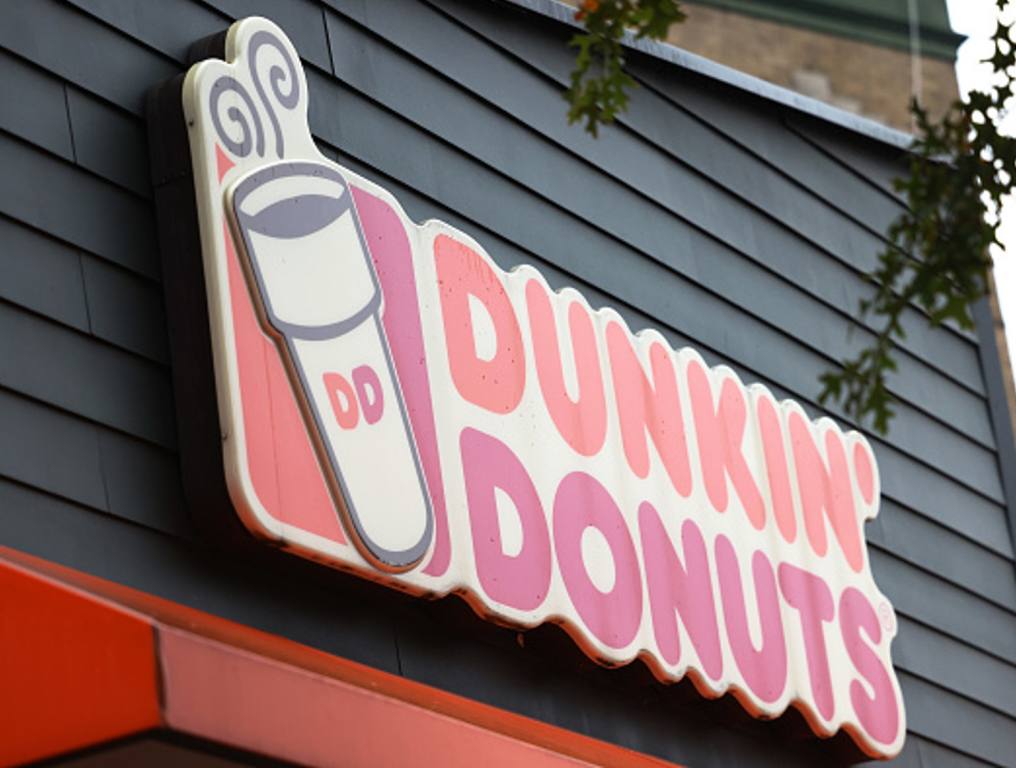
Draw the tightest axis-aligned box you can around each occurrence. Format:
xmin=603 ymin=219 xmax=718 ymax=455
xmin=565 ymin=0 xmax=683 ymax=136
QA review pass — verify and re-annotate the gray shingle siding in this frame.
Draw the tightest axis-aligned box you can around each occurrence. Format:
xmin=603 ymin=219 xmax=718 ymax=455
xmin=0 ymin=0 xmax=1013 ymax=764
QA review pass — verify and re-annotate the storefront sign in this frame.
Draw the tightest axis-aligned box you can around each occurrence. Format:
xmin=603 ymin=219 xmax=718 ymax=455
xmin=175 ymin=18 xmax=904 ymax=758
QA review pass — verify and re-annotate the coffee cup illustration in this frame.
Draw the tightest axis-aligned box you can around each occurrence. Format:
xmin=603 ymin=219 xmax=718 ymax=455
xmin=228 ymin=160 xmax=433 ymax=571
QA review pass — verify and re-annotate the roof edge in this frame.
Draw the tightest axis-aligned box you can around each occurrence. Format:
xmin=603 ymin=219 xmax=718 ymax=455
xmin=501 ymin=0 xmax=916 ymax=151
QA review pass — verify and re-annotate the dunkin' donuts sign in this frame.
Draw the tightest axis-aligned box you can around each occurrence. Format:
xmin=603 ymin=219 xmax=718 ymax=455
xmin=174 ymin=18 xmax=904 ymax=758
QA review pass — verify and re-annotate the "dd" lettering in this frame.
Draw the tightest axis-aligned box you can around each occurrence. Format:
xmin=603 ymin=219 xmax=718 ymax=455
xmin=324 ymin=365 xmax=384 ymax=429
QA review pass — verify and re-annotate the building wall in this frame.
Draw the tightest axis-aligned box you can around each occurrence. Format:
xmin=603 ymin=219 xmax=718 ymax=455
xmin=0 ymin=1 xmax=1013 ymax=766
xmin=559 ymin=0 xmax=961 ymax=130
xmin=683 ymin=0 xmax=963 ymax=58
xmin=666 ymin=3 xmax=959 ymax=130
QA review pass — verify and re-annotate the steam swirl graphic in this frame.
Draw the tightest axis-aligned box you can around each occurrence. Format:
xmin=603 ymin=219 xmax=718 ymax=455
xmin=248 ymin=30 xmax=300 ymax=157
xmin=210 ymin=76 xmax=263 ymax=157
xmin=209 ymin=29 xmax=301 ymax=159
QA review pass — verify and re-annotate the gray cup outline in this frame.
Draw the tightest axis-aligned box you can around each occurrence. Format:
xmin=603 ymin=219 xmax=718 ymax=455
xmin=229 ymin=160 xmax=434 ymax=571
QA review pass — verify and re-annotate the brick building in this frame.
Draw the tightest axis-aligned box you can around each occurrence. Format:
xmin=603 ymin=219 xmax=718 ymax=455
xmin=657 ymin=0 xmax=963 ymax=131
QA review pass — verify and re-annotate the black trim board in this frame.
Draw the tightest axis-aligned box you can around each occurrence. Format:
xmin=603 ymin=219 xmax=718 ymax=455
xmin=974 ymin=294 xmax=1016 ymax=561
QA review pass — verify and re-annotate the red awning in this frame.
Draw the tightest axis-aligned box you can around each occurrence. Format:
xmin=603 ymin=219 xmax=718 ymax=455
xmin=0 ymin=546 xmax=681 ymax=767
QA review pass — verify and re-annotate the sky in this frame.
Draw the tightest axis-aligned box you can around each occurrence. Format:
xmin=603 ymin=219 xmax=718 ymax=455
xmin=945 ymin=0 xmax=1016 ymax=376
